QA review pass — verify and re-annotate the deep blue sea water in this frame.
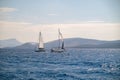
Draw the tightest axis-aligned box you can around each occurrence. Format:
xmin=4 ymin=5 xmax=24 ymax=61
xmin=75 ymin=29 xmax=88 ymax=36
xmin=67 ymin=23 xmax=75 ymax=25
xmin=0 ymin=48 xmax=120 ymax=80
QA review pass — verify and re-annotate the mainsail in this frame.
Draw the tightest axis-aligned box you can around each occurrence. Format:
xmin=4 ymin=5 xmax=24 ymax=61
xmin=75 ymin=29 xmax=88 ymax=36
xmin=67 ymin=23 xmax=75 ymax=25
xmin=58 ymin=29 xmax=64 ymax=49
xmin=35 ymin=32 xmax=45 ymax=52
xmin=38 ymin=32 xmax=44 ymax=49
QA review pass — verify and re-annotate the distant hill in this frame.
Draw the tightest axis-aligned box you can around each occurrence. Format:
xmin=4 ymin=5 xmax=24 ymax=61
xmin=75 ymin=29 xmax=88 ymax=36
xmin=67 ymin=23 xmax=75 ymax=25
xmin=45 ymin=38 xmax=107 ymax=48
xmin=13 ymin=38 xmax=120 ymax=49
xmin=93 ymin=42 xmax=120 ymax=48
xmin=0 ymin=39 xmax=22 ymax=48
xmin=14 ymin=42 xmax=37 ymax=49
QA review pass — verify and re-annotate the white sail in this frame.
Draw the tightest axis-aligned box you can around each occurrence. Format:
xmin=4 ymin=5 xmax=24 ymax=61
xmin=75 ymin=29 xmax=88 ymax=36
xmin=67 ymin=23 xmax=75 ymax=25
xmin=35 ymin=32 xmax=45 ymax=52
xmin=38 ymin=32 xmax=44 ymax=48
xmin=58 ymin=29 xmax=64 ymax=49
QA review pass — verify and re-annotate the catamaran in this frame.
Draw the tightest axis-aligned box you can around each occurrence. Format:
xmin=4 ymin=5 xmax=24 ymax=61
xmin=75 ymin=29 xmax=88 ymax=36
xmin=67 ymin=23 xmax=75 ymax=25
xmin=35 ymin=32 xmax=45 ymax=52
xmin=51 ymin=29 xmax=65 ymax=52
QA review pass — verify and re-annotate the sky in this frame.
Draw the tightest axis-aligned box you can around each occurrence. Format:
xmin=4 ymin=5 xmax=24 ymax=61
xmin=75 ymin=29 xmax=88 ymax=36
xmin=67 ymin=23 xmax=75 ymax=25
xmin=0 ymin=0 xmax=120 ymax=43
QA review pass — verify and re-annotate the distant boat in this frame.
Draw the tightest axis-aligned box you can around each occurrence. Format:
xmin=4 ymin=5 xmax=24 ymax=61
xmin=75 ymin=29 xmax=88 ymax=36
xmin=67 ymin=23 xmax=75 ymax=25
xmin=35 ymin=32 xmax=45 ymax=52
xmin=51 ymin=29 xmax=65 ymax=52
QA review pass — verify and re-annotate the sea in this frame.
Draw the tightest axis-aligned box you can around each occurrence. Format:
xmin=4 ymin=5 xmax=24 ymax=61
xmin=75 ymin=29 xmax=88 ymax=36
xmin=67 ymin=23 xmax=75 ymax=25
xmin=0 ymin=48 xmax=120 ymax=80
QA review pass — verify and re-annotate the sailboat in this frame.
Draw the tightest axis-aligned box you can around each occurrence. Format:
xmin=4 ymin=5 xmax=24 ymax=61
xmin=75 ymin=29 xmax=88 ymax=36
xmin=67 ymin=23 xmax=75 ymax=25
xmin=35 ymin=32 xmax=45 ymax=52
xmin=51 ymin=29 xmax=65 ymax=52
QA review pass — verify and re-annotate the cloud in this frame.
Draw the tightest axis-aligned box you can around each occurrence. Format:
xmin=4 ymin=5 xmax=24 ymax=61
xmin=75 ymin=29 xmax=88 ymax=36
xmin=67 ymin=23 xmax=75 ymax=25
xmin=0 ymin=21 xmax=31 ymax=26
xmin=0 ymin=7 xmax=16 ymax=12
xmin=0 ymin=21 xmax=120 ymax=42
xmin=0 ymin=21 xmax=32 ymax=42
xmin=87 ymin=20 xmax=105 ymax=23
xmin=48 ymin=13 xmax=57 ymax=16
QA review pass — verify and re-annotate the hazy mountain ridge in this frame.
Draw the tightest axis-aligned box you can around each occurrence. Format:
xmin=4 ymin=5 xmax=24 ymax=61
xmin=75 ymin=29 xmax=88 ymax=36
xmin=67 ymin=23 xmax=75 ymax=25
xmin=0 ymin=38 xmax=120 ymax=49
xmin=45 ymin=38 xmax=120 ymax=48
xmin=45 ymin=38 xmax=107 ymax=48
xmin=14 ymin=43 xmax=36 ymax=49
xmin=0 ymin=39 xmax=22 ymax=48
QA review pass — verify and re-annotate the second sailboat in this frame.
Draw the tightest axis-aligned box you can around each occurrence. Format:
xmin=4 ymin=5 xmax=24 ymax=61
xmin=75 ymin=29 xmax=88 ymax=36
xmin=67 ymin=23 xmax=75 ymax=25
xmin=51 ymin=29 xmax=65 ymax=52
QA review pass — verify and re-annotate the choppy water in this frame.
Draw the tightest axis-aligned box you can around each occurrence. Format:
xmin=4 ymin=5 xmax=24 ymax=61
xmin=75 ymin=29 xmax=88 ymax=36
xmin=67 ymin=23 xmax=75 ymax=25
xmin=0 ymin=48 xmax=120 ymax=80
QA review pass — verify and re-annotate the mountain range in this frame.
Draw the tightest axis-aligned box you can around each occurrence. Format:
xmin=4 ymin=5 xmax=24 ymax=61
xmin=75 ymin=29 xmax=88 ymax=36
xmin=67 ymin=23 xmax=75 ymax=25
xmin=0 ymin=38 xmax=120 ymax=49
xmin=45 ymin=38 xmax=120 ymax=48
xmin=0 ymin=39 xmax=22 ymax=48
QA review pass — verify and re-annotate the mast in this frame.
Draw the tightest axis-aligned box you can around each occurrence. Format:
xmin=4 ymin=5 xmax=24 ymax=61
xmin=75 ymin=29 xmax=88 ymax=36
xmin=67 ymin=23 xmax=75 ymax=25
xmin=61 ymin=32 xmax=64 ymax=49
xmin=38 ymin=32 xmax=41 ymax=48
xmin=58 ymin=28 xmax=60 ymax=48
xmin=62 ymin=41 xmax=64 ymax=49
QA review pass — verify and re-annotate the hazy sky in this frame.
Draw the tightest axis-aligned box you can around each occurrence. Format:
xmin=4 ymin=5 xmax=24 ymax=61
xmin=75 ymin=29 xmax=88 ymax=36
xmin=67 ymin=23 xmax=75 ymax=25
xmin=0 ymin=0 xmax=120 ymax=42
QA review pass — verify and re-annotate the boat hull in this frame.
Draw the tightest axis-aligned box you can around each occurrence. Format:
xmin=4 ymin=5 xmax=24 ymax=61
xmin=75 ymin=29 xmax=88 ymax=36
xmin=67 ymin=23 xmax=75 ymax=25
xmin=35 ymin=48 xmax=45 ymax=52
xmin=51 ymin=48 xmax=64 ymax=53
